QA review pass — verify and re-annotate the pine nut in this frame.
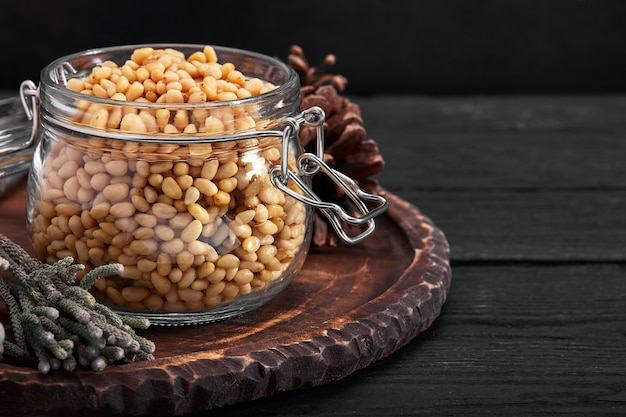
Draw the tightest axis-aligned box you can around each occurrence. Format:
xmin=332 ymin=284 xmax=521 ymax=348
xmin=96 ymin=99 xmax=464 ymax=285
xmin=122 ymin=286 xmax=151 ymax=303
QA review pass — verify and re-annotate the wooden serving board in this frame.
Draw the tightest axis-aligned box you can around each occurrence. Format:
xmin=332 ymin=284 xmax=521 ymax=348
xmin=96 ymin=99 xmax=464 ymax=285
xmin=0 ymin=177 xmax=451 ymax=417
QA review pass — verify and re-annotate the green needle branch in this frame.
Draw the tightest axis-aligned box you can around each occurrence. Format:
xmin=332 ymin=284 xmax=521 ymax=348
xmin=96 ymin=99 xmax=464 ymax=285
xmin=0 ymin=234 xmax=155 ymax=374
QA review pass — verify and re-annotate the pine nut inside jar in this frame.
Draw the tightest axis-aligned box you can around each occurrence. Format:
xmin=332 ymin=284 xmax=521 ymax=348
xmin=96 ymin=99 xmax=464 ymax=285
xmin=26 ymin=44 xmax=310 ymax=325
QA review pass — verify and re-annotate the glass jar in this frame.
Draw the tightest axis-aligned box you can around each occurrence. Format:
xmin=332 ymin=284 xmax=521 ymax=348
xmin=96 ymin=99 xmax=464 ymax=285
xmin=23 ymin=44 xmax=387 ymax=325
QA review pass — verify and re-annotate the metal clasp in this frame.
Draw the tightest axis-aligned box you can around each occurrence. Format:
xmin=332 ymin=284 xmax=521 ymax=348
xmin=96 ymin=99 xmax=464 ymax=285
xmin=270 ymin=106 xmax=388 ymax=244
xmin=19 ymin=79 xmax=39 ymax=150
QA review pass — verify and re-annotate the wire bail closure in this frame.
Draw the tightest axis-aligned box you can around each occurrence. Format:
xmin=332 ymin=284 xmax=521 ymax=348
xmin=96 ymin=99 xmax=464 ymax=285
xmin=19 ymin=79 xmax=39 ymax=150
xmin=270 ymin=106 xmax=388 ymax=244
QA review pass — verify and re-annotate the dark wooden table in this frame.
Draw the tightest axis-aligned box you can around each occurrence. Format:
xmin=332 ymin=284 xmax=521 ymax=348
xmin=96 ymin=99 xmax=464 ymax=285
xmin=2 ymin=92 xmax=625 ymax=416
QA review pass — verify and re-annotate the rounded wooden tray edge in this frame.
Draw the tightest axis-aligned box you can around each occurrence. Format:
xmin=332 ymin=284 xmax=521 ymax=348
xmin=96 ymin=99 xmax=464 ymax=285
xmin=0 ymin=190 xmax=452 ymax=416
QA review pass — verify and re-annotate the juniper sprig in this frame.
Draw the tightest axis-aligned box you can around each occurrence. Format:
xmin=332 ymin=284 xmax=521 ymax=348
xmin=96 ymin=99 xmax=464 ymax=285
xmin=0 ymin=234 xmax=155 ymax=374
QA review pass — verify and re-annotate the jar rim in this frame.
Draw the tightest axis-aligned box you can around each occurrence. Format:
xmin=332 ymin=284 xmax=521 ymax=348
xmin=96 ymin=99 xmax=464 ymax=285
xmin=39 ymin=43 xmax=300 ymax=111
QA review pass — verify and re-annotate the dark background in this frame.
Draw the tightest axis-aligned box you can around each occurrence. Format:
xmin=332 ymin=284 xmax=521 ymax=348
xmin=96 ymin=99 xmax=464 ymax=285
xmin=1 ymin=0 xmax=626 ymax=95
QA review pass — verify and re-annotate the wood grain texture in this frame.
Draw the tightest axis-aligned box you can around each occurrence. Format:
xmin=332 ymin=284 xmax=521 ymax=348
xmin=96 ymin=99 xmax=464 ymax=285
xmin=197 ymin=264 xmax=626 ymax=417
xmin=360 ymin=95 xmax=626 ymax=189
xmin=357 ymin=95 xmax=626 ymax=263
xmin=402 ymin=189 xmax=626 ymax=262
xmin=0 ymin=178 xmax=451 ymax=417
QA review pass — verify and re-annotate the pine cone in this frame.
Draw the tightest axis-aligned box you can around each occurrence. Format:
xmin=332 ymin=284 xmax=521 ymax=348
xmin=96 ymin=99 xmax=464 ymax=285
xmin=287 ymin=45 xmax=386 ymax=247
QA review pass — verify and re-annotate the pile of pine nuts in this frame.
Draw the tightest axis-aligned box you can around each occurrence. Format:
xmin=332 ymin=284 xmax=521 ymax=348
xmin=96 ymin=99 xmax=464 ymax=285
xmin=65 ymin=45 xmax=279 ymax=134
xmin=30 ymin=46 xmax=309 ymax=314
